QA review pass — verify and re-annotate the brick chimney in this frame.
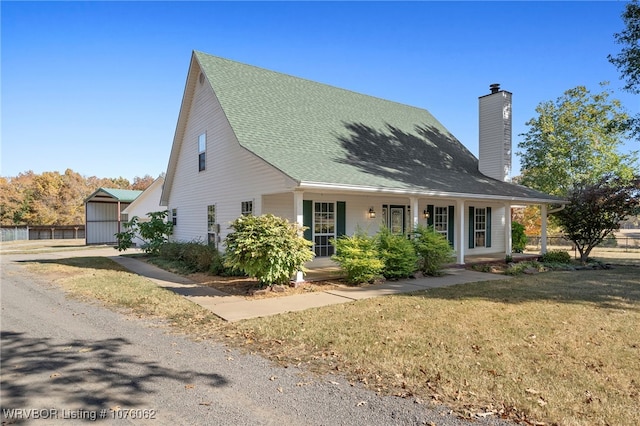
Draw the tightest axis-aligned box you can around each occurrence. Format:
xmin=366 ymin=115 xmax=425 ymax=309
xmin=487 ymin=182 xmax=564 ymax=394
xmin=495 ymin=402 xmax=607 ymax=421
xmin=478 ymin=84 xmax=512 ymax=182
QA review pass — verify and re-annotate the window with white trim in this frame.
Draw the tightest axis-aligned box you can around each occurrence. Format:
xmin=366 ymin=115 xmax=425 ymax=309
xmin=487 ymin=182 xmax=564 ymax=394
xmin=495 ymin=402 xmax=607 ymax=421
xmin=198 ymin=133 xmax=206 ymax=171
xmin=241 ymin=201 xmax=253 ymax=216
xmin=474 ymin=207 xmax=486 ymax=247
xmin=434 ymin=206 xmax=448 ymax=237
xmin=171 ymin=208 xmax=177 ymax=226
xmin=314 ymin=202 xmax=335 ymax=257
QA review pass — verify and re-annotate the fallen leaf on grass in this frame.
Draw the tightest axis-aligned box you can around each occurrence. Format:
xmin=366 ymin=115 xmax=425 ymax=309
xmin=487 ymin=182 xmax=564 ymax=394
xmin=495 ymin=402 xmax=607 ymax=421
xmin=525 ymin=388 xmax=539 ymax=395
xmin=50 ymin=372 xmax=61 ymax=378
xmin=185 ymin=384 xmax=195 ymax=389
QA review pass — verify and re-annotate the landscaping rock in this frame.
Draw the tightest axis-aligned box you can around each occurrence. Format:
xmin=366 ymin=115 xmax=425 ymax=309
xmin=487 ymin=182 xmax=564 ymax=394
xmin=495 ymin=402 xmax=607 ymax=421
xmin=523 ymin=267 xmax=539 ymax=275
xmin=272 ymin=285 xmax=287 ymax=293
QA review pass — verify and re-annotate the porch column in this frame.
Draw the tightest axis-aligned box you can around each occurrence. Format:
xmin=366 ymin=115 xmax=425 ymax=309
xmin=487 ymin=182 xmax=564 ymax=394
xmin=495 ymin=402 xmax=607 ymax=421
xmin=540 ymin=204 xmax=548 ymax=254
xmin=293 ymin=190 xmax=305 ymax=282
xmin=504 ymin=202 xmax=512 ymax=256
xmin=456 ymin=199 xmax=465 ymax=264
xmin=410 ymin=197 xmax=419 ymax=231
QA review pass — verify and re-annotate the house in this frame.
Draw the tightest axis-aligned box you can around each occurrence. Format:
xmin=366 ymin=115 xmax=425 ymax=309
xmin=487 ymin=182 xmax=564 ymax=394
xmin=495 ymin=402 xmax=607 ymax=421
xmin=160 ymin=51 xmax=562 ymax=267
xmin=85 ymin=188 xmax=143 ymax=245
xmin=121 ymin=176 xmax=165 ymax=247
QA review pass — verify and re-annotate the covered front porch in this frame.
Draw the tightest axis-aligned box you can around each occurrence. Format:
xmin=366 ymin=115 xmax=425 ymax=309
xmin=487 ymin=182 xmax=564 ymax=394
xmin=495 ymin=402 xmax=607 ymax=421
xmin=263 ymin=189 xmax=555 ymax=270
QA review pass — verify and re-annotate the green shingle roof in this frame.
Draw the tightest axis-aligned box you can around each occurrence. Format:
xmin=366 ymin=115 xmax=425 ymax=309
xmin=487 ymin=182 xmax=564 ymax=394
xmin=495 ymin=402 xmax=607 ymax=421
xmin=85 ymin=188 xmax=143 ymax=203
xmin=195 ymin=51 xmax=560 ymax=202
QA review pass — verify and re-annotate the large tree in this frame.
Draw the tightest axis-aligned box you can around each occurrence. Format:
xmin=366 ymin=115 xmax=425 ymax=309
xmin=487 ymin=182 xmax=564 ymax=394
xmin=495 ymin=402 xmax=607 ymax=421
xmin=518 ymin=84 xmax=637 ymax=197
xmin=608 ymin=0 xmax=640 ymax=94
xmin=554 ymin=175 xmax=640 ymax=263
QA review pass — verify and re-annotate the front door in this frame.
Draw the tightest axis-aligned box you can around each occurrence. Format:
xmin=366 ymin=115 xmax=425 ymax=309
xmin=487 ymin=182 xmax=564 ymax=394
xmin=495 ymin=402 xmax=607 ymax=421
xmin=389 ymin=205 xmax=405 ymax=234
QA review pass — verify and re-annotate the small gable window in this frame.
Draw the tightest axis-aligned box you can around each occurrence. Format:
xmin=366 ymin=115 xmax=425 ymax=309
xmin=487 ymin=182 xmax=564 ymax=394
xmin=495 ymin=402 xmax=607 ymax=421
xmin=198 ymin=133 xmax=206 ymax=172
xmin=241 ymin=201 xmax=253 ymax=216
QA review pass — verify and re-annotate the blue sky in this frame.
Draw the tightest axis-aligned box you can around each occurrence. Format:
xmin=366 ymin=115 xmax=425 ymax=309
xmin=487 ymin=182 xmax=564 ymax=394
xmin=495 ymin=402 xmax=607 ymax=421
xmin=2 ymin=1 xmax=638 ymax=182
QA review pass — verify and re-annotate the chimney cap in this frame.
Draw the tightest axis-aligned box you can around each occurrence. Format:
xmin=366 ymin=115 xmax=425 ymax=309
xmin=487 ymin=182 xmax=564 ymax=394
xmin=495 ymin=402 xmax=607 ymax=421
xmin=490 ymin=83 xmax=501 ymax=94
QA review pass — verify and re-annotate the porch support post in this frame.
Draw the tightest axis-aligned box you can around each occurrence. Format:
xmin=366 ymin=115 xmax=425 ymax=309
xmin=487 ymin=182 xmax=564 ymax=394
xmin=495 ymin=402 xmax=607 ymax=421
xmin=456 ymin=199 xmax=465 ymax=264
xmin=504 ymin=202 xmax=512 ymax=257
xmin=410 ymin=196 xmax=419 ymax=231
xmin=540 ymin=204 xmax=548 ymax=254
xmin=293 ymin=190 xmax=305 ymax=282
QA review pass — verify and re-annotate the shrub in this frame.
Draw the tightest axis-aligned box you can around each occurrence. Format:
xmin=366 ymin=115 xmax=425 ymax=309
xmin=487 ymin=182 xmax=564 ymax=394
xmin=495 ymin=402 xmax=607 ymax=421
xmin=540 ymin=249 xmax=571 ymax=264
xmin=180 ymin=240 xmax=221 ymax=273
xmin=512 ymin=221 xmax=527 ymax=253
xmin=115 ymin=210 xmax=173 ymax=255
xmin=224 ymin=214 xmax=314 ymax=286
xmin=376 ymin=227 xmax=418 ymax=279
xmin=332 ymin=230 xmax=384 ymax=284
xmin=158 ymin=240 xmax=223 ymax=274
xmin=412 ymin=225 xmax=455 ymax=276
xmin=504 ymin=261 xmax=546 ymax=276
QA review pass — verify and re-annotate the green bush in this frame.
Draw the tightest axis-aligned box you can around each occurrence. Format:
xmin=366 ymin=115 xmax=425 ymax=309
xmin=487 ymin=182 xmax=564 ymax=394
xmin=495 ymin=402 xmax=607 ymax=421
xmin=504 ymin=261 xmax=546 ymax=276
xmin=512 ymin=221 xmax=527 ymax=253
xmin=115 ymin=210 xmax=173 ymax=255
xmin=376 ymin=227 xmax=418 ymax=279
xmin=159 ymin=241 xmax=183 ymax=261
xmin=180 ymin=240 xmax=221 ymax=273
xmin=224 ymin=214 xmax=314 ymax=286
xmin=332 ymin=230 xmax=384 ymax=284
xmin=540 ymin=249 xmax=571 ymax=264
xmin=158 ymin=240 xmax=223 ymax=274
xmin=412 ymin=225 xmax=455 ymax=276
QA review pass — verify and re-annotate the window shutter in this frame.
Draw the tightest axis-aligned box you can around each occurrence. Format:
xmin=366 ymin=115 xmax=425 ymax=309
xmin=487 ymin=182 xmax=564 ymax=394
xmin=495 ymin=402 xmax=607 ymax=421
xmin=337 ymin=201 xmax=346 ymax=237
xmin=468 ymin=206 xmax=475 ymax=249
xmin=426 ymin=204 xmax=434 ymax=227
xmin=303 ymin=200 xmax=312 ymax=242
xmin=448 ymin=205 xmax=455 ymax=246
xmin=486 ymin=207 xmax=492 ymax=248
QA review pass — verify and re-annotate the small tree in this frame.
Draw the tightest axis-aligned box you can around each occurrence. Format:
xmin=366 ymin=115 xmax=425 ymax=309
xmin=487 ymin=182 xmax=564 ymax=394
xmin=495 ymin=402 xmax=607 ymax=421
xmin=331 ymin=230 xmax=384 ymax=284
xmin=376 ymin=226 xmax=418 ymax=279
xmin=223 ymin=214 xmax=314 ymax=286
xmin=412 ymin=225 xmax=455 ymax=276
xmin=511 ymin=221 xmax=527 ymax=253
xmin=554 ymin=175 xmax=640 ymax=263
xmin=115 ymin=210 xmax=173 ymax=255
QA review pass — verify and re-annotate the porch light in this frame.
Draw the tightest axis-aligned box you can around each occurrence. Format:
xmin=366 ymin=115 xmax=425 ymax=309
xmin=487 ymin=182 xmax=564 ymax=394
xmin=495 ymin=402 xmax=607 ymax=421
xmin=423 ymin=209 xmax=430 ymax=219
xmin=368 ymin=207 xmax=376 ymax=219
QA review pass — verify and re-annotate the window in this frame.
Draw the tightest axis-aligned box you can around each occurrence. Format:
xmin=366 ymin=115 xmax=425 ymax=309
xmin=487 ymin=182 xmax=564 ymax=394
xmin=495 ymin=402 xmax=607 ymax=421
xmin=314 ymin=202 xmax=335 ymax=257
xmin=207 ymin=205 xmax=217 ymax=246
xmin=171 ymin=208 xmax=177 ymax=226
xmin=198 ymin=133 xmax=206 ymax=171
xmin=241 ymin=201 xmax=253 ymax=216
xmin=474 ymin=208 xmax=486 ymax=247
xmin=434 ymin=206 xmax=448 ymax=237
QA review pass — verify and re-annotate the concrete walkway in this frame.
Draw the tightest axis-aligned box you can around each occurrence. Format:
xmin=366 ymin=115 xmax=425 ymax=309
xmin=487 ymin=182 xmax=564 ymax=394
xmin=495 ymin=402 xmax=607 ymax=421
xmin=108 ymin=255 xmax=509 ymax=322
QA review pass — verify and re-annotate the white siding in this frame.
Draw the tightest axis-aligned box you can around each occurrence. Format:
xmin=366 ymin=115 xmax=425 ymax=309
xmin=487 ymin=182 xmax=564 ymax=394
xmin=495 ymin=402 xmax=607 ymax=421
xmin=122 ymin=179 xmax=164 ymax=247
xmin=166 ymin=65 xmax=291 ymax=244
xmin=479 ymin=90 xmax=512 ymax=182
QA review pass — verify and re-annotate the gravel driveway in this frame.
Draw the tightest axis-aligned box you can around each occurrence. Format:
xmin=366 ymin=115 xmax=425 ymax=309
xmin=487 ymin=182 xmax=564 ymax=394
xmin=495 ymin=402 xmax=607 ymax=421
xmin=1 ymin=250 xmax=510 ymax=425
